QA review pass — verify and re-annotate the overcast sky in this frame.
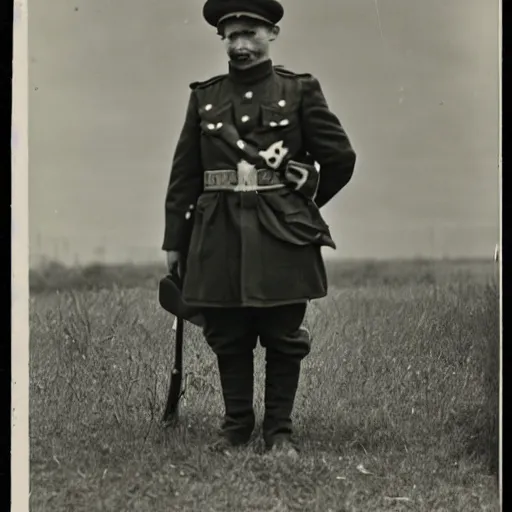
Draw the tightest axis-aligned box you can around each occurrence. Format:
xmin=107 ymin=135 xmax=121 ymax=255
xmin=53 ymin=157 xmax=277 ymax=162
xmin=28 ymin=0 xmax=500 ymax=264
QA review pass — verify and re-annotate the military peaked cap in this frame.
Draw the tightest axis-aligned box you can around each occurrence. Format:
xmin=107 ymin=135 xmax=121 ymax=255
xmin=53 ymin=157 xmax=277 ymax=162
xmin=203 ymin=0 xmax=284 ymax=28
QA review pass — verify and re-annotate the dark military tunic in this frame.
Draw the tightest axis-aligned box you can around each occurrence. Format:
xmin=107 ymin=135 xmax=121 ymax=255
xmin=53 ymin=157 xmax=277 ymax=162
xmin=162 ymin=60 xmax=356 ymax=308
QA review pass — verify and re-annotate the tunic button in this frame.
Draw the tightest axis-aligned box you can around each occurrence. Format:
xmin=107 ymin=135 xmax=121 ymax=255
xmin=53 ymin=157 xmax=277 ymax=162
xmin=205 ymin=104 xmax=213 ymax=111
xmin=216 ymin=122 xmax=223 ymax=129
xmin=241 ymin=115 xmax=250 ymax=123
xmin=244 ymin=91 xmax=253 ymax=99
xmin=237 ymin=140 xmax=245 ymax=149
xmin=185 ymin=211 xmax=192 ymax=220
xmin=269 ymin=121 xmax=278 ymax=127
xmin=207 ymin=123 xmax=215 ymax=130
xmin=279 ymin=119 xmax=289 ymax=126
xmin=278 ymin=100 xmax=286 ymax=107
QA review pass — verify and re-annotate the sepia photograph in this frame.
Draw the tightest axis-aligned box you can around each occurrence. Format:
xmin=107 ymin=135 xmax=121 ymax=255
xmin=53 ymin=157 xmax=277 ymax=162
xmin=22 ymin=0 xmax=500 ymax=510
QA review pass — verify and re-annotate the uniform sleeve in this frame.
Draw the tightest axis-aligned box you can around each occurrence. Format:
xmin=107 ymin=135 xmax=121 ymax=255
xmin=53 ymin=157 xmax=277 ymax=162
xmin=300 ymin=76 xmax=356 ymax=208
xmin=162 ymin=90 xmax=203 ymax=251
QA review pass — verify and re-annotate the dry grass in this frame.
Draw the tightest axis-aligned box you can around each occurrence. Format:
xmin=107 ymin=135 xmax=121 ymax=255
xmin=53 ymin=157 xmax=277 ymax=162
xmin=29 ymin=260 xmax=500 ymax=511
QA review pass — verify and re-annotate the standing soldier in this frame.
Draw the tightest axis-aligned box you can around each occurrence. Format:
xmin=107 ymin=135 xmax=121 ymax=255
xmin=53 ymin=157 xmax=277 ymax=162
xmin=162 ymin=0 xmax=356 ymax=456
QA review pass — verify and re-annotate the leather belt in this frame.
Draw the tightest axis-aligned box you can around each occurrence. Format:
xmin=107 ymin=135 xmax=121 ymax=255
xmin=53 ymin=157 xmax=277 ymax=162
xmin=204 ymin=168 xmax=285 ymax=192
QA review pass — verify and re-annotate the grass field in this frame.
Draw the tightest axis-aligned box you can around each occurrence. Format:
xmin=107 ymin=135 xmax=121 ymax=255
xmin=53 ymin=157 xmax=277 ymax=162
xmin=29 ymin=259 xmax=500 ymax=511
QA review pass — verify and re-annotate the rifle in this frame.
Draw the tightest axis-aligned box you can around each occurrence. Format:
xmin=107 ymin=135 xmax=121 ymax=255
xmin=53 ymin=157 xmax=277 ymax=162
xmin=159 ymin=205 xmax=203 ymax=425
xmin=159 ymin=257 xmax=203 ymax=426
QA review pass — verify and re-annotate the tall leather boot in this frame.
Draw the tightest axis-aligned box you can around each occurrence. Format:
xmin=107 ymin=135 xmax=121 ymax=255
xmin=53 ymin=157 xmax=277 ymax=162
xmin=216 ymin=352 xmax=255 ymax=447
xmin=262 ymin=349 xmax=301 ymax=451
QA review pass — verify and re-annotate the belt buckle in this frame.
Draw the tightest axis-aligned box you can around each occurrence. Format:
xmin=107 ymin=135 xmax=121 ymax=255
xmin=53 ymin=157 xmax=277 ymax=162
xmin=234 ymin=161 xmax=259 ymax=191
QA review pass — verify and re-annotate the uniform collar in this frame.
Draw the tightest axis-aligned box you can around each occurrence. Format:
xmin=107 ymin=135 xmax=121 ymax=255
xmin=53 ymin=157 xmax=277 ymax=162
xmin=228 ymin=58 xmax=274 ymax=85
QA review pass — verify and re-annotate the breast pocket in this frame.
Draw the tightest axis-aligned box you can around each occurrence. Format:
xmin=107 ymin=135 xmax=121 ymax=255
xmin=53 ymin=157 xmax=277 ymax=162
xmin=260 ymin=102 xmax=300 ymax=133
xmin=198 ymin=101 xmax=234 ymax=136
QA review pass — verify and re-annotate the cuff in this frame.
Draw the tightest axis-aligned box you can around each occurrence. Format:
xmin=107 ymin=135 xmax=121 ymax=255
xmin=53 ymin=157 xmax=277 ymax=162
xmin=162 ymin=205 xmax=195 ymax=251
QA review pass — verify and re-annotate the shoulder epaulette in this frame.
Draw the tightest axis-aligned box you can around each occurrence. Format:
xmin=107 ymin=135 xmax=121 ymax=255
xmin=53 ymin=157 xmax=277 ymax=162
xmin=189 ymin=73 xmax=228 ymax=90
xmin=274 ymin=65 xmax=313 ymax=79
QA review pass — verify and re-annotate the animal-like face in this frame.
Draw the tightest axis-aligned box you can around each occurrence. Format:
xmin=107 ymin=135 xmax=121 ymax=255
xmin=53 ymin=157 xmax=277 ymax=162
xmin=219 ymin=17 xmax=280 ymax=69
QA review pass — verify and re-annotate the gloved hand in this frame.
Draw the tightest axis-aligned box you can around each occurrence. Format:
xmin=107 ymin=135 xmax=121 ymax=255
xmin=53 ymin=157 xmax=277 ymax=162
xmin=282 ymin=160 xmax=320 ymax=201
